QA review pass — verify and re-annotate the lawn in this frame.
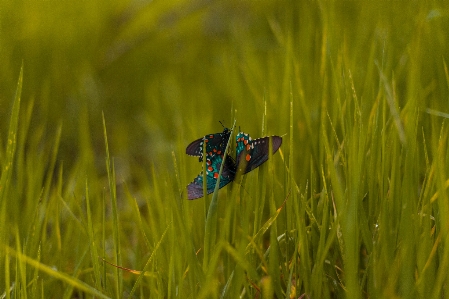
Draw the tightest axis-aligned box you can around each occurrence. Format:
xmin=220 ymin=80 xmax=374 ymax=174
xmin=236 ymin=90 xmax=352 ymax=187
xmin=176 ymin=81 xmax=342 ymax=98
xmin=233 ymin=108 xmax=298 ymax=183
xmin=1 ymin=1 xmax=449 ymax=298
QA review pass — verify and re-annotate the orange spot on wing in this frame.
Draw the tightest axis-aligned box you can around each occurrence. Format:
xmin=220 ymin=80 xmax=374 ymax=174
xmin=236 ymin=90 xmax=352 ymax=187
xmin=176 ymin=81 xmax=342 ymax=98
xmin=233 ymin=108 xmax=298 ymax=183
xmin=246 ymin=144 xmax=251 ymax=150
xmin=246 ymin=154 xmax=251 ymax=161
xmin=214 ymin=172 xmax=219 ymax=179
xmin=208 ymin=166 xmax=213 ymax=172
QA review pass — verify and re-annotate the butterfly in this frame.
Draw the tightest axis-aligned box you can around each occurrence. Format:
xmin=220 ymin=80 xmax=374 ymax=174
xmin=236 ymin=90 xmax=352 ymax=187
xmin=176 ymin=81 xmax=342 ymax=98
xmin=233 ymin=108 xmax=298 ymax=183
xmin=186 ymin=129 xmax=282 ymax=200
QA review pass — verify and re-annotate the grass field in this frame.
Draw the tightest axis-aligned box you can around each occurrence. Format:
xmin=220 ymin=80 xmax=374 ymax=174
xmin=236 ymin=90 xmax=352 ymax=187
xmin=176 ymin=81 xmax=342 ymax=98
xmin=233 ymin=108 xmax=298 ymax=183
xmin=1 ymin=1 xmax=449 ymax=298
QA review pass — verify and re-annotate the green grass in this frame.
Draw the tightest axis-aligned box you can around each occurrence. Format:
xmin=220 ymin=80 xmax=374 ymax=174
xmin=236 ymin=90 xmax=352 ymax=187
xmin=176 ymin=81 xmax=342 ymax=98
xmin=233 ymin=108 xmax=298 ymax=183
xmin=1 ymin=1 xmax=449 ymax=298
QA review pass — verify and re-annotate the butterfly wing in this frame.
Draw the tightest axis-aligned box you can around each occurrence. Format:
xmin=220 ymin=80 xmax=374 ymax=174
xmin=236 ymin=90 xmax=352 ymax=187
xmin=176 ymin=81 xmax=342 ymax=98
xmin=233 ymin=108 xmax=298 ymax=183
xmin=187 ymin=154 xmax=236 ymax=200
xmin=235 ymin=132 xmax=282 ymax=174
xmin=185 ymin=138 xmax=204 ymax=157
xmin=186 ymin=128 xmax=231 ymax=162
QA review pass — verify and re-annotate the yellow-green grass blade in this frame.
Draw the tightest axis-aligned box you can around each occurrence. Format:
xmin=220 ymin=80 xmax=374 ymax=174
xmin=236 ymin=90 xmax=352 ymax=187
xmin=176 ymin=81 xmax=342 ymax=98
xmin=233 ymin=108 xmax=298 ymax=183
xmin=102 ymin=113 xmax=122 ymax=297
xmin=5 ymin=245 xmax=110 ymax=299
xmin=85 ymin=180 xmax=102 ymax=291
xmin=0 ymin=64 xmax=22 ymax=201
xmin=203 ymin=120 xmax=236 ymax=272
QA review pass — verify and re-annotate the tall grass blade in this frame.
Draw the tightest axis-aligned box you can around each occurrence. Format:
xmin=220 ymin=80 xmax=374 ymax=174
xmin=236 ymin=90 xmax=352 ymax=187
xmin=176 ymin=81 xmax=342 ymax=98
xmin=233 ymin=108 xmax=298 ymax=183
xmin=5 ymin=246 xmax=110 ymax=299
xmin=102 ymin=113 xmax=122 ymax=297
xmin=0 ymin=64 xmax=22 ymax=201
xmin=85 ymin=180 xmax=102 ymax=290
xmin=128 ymin=222 xmax=171 ymax=297
xmin=203 ymin=120 xmax=236 ymax=271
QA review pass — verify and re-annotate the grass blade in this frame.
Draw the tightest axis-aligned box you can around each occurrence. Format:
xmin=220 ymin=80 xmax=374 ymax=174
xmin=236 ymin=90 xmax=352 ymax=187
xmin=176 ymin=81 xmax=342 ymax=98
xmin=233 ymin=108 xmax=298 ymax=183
xmin=203 ymin=120 xmax=236 ymax=271
xmin=0 ymin=64 xmax=22 ymax=201
xmin=102 ymin=113 xmax=121 ymax=297
xmin=5 ymin=246 xmax=110 ymax=299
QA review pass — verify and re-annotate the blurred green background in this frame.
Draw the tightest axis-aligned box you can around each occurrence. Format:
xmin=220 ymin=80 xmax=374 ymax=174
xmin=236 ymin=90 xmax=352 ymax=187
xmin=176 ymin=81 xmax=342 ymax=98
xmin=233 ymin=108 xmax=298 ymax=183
xmin=2 ymin=0 xmax=446 ymax=178
xmin=2 ymin=0 xmax=449 ymax=297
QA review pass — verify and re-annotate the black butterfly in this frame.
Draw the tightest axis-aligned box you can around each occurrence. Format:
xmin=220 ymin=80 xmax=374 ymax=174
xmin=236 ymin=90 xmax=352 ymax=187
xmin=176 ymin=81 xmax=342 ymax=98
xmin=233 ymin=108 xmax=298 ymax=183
xmin=186 ymin=130 xmax=282 ymax=200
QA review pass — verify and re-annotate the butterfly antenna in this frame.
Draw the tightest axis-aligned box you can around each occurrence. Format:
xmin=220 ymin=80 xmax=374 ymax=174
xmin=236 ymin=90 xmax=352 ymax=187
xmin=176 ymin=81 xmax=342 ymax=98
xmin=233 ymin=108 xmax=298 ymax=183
xmin=219 ymin=120 xmax=225 ymax=128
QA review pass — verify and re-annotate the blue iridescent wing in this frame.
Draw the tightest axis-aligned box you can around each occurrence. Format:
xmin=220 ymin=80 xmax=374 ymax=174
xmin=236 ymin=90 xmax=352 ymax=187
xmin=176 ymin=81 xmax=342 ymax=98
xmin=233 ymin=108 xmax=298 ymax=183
xmin=235 ymin=132 xmax=282 ymax=174
xmin=187 ymin=154 xmax=236 ymax=200
xmin=186 ymin=128 xmax=231 ymax=162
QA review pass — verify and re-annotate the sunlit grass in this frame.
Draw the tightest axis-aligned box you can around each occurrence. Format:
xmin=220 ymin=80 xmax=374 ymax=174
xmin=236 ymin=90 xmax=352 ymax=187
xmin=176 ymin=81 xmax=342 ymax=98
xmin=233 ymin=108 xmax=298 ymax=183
xmin=1 ymin=1 xmax=449 ymax=298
